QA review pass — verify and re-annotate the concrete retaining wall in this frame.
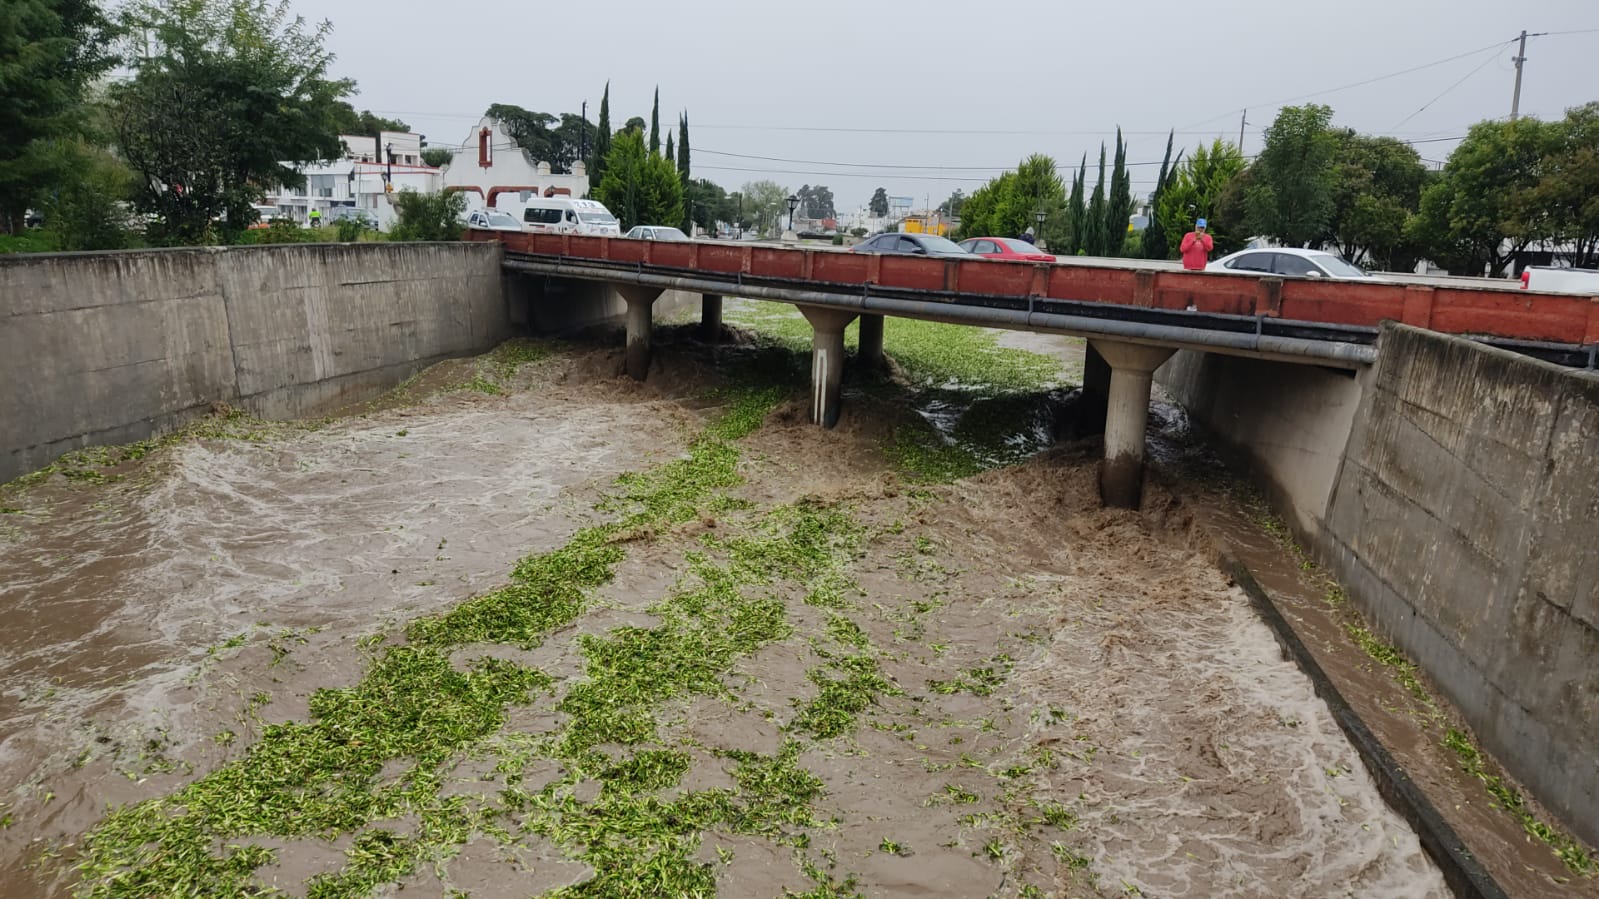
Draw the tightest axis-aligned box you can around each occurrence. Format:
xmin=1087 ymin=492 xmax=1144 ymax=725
xmin=1 ymin=242 xmax=508 ymax=481
xmin=1161 ymin=325 xmax=1599 ymax=845
xmin=1324 ymin=325 xmax=1599 ymax=845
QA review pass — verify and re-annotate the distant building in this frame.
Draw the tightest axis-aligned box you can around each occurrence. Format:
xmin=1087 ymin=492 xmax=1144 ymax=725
xmin=266 ymin=131 xmax=440 ymax=229
xmin=439 ymin=116 xmax=590 ymax=219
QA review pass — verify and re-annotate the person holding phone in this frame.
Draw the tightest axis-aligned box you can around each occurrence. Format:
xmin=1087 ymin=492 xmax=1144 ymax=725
xmin=1180 ymin=217 xmax=1214 ymax=270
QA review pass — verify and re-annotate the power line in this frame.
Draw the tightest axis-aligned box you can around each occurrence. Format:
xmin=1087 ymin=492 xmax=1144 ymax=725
xmin=1390 ymin=48 xmax=1506 ymax=131
xmin=1177 ymin=36 xmax=1519 ymax=131
xmin=697 ymin=148 xmax=1182 ymax=172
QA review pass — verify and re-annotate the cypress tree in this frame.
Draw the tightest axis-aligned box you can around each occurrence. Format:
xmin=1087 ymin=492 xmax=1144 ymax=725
xmin=1085 ymin=144 xmax=1108 ymax=256
xmin=649 ymin=87 xmax=660 ymax=155
xmin=665 ymin=132 xmax=675 ymax=164
xmin=592 ymin=82 xmax=611 ymax=186
xmin=1143 ymin=130 xmax=1181 ymax=259
xmin=1106 ymin=128 xmax=1133 ymax=256
xmin=1066 ymin=154 xmax=1087 ymax=255
xmin=678 ymin=112 xmax=690 ymax=181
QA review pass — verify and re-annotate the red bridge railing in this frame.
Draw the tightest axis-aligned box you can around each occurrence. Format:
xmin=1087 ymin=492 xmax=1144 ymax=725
xmin=470 ymin=231 xmax=1599 ymax=347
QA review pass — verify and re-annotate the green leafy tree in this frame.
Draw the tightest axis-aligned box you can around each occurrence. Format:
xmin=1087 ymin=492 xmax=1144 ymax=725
xmin=687 ymin=177 xmax=728 ymax=233
xmin=111 ymin=0 xmax=352 ymax=244
xmin=1246 ymin=104 xmax=1337 ymax=247
xmin=740 ymin=180 xmax=790 ymax=236
xmin=488 ymin=103 xmax=556 ymax=160
xmin=1157 ymin=139 xmax=1247 ymax=256
xmin=1083 ymin=145 xmax=1108 ymax=256
xmin=553 ymin=112 xmax=597 ymax=173
xmin=390 ymin=188 xmax=467 ymax=241
xmin=1528 ymin=102 xmax=1599 ymax=269
xmin=869 ymin=187 xmax=889 ymax=218
xmin=938 ymin=190 xmax=965 ymax=218
xmin=421 ymin=147 xmax=453 ymax=167
xmin=1324 ymin=131 xmax=1428 ymax=269
xmin=596 ymin=129 xmax=682 ymax=230
xmin=591 ymin=82 xmax=611 ymax=184
xmin=795 ymin=184 xmax=836 ymax=221
xmin=1411 ymin=116 xmax=1559 ymax=276
xmin=1142 ymin=131 xmax=1182 ymax=259
xmin=624 ymin=116 xmax=646 ymax=134
xmin=649 ymin=87 xmax=660 ymax=155
xmin=329 ymin=104 xmax=408 ymax=135
xmin=0 ymin=0 xmax=117 ymax=233
xmin=958 ymin=155 xmax=1063 ymax=243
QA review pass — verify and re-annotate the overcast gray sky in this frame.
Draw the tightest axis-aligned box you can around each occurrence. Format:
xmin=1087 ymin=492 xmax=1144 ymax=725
xmin=295 ymin=0 xmax=1599 ymax=212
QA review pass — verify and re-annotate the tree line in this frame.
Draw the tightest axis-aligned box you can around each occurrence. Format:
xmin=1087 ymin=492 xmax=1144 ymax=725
xmin=950 ymin=102 xmax=1599 ymax=275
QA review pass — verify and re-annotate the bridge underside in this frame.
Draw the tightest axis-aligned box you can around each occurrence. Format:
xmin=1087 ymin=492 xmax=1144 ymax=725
xmin=503 ymin=250 xmax=1596 ymax=509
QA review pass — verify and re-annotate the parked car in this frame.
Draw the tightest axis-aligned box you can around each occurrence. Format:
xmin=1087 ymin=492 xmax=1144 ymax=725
xmin=467 ymin=208 xmax=524 ymax=232
xmin=1208 ymin=247 xmax=1370 ymax=279
xmin=623 ymin=225 xmax=689 ymax=241
xmin=851 ymin=232 xmax=974 ymax=258
xmin=958 ymin=237 xmax=1056 ymax=262
xmin=1521 ymin=266 xmax=1599 ymax=295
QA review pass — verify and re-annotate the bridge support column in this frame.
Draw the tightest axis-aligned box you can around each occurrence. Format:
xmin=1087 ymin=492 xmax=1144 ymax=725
xmin=700 ymin=294 xmax=723 ymax=343
xmin=857 ymin=313 xmax=885 ymax=369
xmin=1079 ymin=342 xmax=1112 ymax=433
xmin=800 ymin=306 xmax=858 ymax=428
xmin=1090 ymin=339 xmax=1174 ymax=509
xmin=620 ymin=286 xmax=662 ymax=380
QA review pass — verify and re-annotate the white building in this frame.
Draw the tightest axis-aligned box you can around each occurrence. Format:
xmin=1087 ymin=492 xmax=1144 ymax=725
xmin=266 ymin=131 xmax=440 ymax=230
xmin=439 ymin=116 xmax=589 ymax=218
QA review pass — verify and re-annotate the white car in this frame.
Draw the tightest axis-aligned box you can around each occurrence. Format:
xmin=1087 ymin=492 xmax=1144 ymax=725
xmin=1209 ymin=247 xmax=1370 ymax=280
xmin=623 ymin=225 xmax=689 ymax=241
xmin=466 ymin=208 xmax=524 ymax=232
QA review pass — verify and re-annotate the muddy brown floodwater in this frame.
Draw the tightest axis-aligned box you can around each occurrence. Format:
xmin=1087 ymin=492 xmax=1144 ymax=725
xmin=0 ymin=333 xmax=1454 ymax=898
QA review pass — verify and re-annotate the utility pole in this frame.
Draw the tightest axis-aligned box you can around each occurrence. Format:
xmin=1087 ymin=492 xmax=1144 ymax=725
xmin=580 ymin=101 xmax=588 ymax=167
xmin=1238 ymin=109 xmax=1248 ymax=154
xmin=1510 ymin=31 xmax=1530 ymax=120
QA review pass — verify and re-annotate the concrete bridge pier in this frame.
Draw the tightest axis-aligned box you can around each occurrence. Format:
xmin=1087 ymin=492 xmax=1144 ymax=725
xmin=857 ymin=313 xmax=886 ymax=369
xmin=619 ymin=286 xmax=662 ymax=380
xmin=1079 ymin=343 xmax=1112 ymax=433
xmin=700 ymin=294 xmax=723 ymax=343
xmin=1091 ymin=339 xmax=1174 ymax=509
xmin=799 ymin=306 xmax=859 ymax=427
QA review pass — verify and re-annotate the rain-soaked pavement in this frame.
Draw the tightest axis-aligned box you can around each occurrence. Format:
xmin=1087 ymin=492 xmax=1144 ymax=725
xmin=0 ymin=325 xmax=1578 ymax=897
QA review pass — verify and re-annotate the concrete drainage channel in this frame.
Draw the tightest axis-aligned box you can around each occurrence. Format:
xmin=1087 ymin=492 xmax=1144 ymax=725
xmin=1220 ymin=556 xmax=1507 ymax=899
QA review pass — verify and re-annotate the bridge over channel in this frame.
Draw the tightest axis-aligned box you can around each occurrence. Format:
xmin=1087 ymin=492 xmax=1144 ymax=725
xmin=471 ymin=230 xmax=1599 ymax=508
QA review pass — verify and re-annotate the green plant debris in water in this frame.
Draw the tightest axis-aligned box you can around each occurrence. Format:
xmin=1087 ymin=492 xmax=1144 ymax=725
xmin=1444 ymin=728 xmax=1596 ymax=875
xmin=72 ymin=383 xmax=896 ymax=898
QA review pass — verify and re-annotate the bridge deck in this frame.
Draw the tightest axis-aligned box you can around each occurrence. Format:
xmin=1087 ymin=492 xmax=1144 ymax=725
xmin=470 ymin=231 xmax=1599 ymax=369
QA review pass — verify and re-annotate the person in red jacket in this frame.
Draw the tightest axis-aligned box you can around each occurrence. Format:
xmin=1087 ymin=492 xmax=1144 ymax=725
xmin=1181 ymin=218 xmax=1214 ymax=270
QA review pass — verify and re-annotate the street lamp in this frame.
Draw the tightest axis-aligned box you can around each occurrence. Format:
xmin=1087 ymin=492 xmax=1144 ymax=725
xmin=1034 ymin=209 xmax=1047 ymax=250
xmin=785 ymin=194 xmax=800 ymax=239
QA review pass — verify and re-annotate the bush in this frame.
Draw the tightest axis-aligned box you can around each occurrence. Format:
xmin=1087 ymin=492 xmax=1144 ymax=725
xmin=40 ymin=140 xmax=137 ymax=251
xmin=390 ymin=190 xmax=467 ymax=242
xmin=235 ymin=220 xmax=319 ymax=244
xmin=0 ymin=231 xmax=59 ymax=254
xmin=334 ymin=217 xmax=369 ymax=242
xmin=832 ymin=234 xmax=844 ymax=245
xmin=850 ymin=227 xmax=868 ymax=238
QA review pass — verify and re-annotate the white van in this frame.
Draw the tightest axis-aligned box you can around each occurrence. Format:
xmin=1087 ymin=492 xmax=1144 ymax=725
xmin=521 ymin=197 xmax=622 ymax=236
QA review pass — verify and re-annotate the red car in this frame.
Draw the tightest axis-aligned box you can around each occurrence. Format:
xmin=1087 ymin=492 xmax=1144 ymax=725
xmin=958 ymin=237 xmax=1056 ymax=262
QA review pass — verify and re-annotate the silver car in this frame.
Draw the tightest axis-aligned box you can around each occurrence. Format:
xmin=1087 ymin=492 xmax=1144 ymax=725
xmin=1209 ymin=247 xmax=1370 ymax=279
xmin=623 ymin=225 xmax=690 ymax=241
xmin=467 ymin=208 xmax=525 ymax=232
